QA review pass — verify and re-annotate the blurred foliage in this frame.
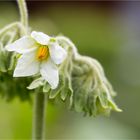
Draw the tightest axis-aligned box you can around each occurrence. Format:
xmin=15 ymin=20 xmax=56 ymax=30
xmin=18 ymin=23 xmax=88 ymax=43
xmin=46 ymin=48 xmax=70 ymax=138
xmin=0 ymin=72 xmax=32 ymax=101
xmin=0 ymin=1 xmax=140 ymax=139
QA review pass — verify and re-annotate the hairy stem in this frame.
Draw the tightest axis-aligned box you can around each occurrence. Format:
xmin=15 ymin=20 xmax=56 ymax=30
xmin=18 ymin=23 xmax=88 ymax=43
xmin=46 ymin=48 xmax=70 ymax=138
xmin=17 ymin=0 xmax=28 ymax=33
xmin=32 ymin=92 xmax=46 ymax=140
xmin=0 ymin=22 xmax=21 ymax=37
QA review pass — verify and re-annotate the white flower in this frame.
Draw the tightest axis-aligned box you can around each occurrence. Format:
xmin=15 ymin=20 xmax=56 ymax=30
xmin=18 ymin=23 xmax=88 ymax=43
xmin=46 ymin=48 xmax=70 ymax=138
xmin=6 ymin=31 xmax=67 ymax=89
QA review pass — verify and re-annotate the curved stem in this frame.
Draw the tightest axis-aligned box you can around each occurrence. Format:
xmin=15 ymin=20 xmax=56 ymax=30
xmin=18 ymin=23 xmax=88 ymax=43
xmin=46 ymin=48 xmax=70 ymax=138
xmin=32 ymin=92 xmax=47 ymax=140
xmin=0 ymin=22 xmax=21 ymax=37
xmin=56 ymin=36 xmax=78 ymax=58
xmin=17 ymin=0 xmax=28 ymax=34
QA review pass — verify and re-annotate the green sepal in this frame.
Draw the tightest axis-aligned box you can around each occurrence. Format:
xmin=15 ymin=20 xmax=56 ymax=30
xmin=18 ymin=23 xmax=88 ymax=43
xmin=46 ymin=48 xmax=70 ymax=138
xmin=43 ymin=82 xmax=51 ymax=93
xmin=49 ymin=76 xmax=64 ymax=99
xmin=27 ymin=77 xmax=44 ymax=90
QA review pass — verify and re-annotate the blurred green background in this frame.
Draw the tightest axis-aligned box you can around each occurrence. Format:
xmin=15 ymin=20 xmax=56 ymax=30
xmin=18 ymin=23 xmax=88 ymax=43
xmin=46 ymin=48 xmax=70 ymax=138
xmin=0 ymin=1 xmax=140 ymax=139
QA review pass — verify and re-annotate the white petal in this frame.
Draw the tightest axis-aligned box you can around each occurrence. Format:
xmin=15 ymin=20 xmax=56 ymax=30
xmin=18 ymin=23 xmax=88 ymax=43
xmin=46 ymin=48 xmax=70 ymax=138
xmin=14 ymin=49 xmax=40 ymax=77
xmin=40 ymin=58 xmax=59 ymax=89
xmin=6 ymin=36 xmax=36 ymax=54
xmin=49 ymin=43 xmax=67 ymax=64
xmin=31 ymin=31 xmax=50 ymax=45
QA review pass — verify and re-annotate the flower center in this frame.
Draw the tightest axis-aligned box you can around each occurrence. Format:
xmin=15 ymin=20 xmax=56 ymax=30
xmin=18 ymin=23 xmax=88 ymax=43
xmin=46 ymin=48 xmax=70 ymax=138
xmin=37 ymin=46 xmax=49 ymax=61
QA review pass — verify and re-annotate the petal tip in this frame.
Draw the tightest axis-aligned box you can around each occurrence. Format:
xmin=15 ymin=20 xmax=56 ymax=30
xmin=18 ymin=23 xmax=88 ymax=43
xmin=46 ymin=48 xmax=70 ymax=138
xmin=31 ymin=31 xmax=50 ymax=45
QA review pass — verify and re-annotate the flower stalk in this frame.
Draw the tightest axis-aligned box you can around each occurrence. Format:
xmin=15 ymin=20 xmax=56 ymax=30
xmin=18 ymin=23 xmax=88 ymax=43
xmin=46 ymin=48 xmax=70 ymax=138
xmin=32 ymin=92 xmax=46 ymax=140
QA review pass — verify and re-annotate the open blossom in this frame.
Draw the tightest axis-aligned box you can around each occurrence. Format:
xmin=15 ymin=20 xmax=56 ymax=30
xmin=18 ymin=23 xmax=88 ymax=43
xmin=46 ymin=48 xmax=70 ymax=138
xmin=6 ymin=31 xmax=67 ymax=89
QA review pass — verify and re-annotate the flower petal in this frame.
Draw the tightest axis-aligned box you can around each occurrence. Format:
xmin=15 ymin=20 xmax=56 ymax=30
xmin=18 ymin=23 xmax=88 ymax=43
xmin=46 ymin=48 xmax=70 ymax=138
xmin=14 ymin=49 xmax=40 ymax=77
xmin=40 ymin=58 xmax=59 ymax=89
xmin=6 ymin=36 xmax=36 ymax=54
xmin=31 ymin=31 xmax=50 ymax=45
xmin=49 ymin=43 xmax=67 ymax=64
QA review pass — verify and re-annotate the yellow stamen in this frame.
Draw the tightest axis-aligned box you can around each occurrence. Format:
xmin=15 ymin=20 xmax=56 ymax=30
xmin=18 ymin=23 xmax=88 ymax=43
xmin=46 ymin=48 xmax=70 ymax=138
xmin=37 ymin=46 xmax=49 ymax=61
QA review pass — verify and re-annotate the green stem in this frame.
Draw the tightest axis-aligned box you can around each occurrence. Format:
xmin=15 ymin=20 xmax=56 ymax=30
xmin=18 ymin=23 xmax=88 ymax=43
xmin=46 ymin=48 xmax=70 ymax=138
xmin=32 ymin=92 xmax=46 ymax=140
xmin=0 ymin=22 xmax=21 ymax=37
xmin=17 ymin=0 xmax=28 ymax=34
